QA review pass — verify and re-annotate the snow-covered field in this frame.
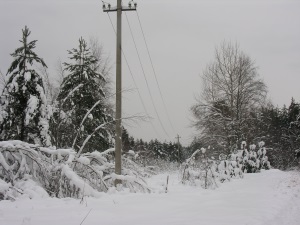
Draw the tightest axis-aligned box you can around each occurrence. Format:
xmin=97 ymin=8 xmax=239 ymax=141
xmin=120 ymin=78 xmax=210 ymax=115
xmin=0 ymin=169 xmax=300 ymax=225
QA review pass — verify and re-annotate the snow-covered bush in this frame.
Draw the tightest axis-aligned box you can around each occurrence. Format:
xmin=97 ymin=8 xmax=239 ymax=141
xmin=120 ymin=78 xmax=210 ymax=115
xmin=0 ymin=178 xmax=11 ymax=200
xmin=217 ymin=156 xmax=244 ymax=183
xmin=181 ymin=147 xmax=219 ymax=189
xmin=233 ymin=141 xmax=271 ymax=173
xmin=0 ymin=141 xmax=151 ymax=201
xmin=181 ymin=141 xmax=270 ymax=189
xmin=0 ymin=175 xmax=49 ymax=201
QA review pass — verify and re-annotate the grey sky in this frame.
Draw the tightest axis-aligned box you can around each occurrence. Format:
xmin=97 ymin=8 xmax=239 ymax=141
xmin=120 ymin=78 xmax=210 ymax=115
xmin=1 ymin=0 xmax=300 ymax=146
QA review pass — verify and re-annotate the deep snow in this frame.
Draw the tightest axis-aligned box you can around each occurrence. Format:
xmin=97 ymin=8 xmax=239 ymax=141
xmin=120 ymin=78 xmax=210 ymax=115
xmin=0 ymin=169 xmax=300 ymax=225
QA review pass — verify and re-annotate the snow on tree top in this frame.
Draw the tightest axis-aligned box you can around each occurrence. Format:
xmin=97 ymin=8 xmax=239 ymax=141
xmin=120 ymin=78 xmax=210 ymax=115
xmin=25 ymin=95 xmax=39 ymax=125
xmin=259 ymin=141 xmax=265 ymax=148
xmin=77 ymin=156 xmax=90 ymax=165
xmin=88 ymin=113 xmax=93 ymax=120
xmin=24 ymin=72 xmax=31 ymax=82
xmin=241 ymin=141 xmax=247 ymax=148
xmin=128 ymin=150 xmax=135 ymax=155
xmin=201 ymin=148 xmax=206 ymax=154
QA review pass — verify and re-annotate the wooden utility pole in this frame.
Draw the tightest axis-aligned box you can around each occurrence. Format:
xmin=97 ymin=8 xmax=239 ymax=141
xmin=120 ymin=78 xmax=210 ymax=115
xmin=103 ymin=1 xmax=137 ymax=186
xmin=176 ymin=134 xmax=181 ymax=163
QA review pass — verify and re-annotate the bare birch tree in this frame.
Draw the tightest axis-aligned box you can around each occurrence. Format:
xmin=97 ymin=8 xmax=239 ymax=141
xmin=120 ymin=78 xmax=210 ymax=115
xmin=192 ymin=41 xmax=267 ymax=153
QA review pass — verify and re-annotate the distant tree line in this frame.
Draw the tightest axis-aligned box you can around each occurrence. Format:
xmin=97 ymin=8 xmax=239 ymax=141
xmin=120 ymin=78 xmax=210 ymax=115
xmin=122 ymin=128 xmax=183 ymax=163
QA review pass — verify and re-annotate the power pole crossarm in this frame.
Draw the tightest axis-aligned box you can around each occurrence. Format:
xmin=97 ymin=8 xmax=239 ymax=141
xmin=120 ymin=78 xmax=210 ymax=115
xmin=102 ymin=1 xmax=137 ymax=186
xmin=103 ymin=1 xmax=137 ymax=12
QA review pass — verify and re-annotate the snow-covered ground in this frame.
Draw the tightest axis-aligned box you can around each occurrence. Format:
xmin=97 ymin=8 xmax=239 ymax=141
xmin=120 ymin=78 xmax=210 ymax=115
xmin=0 ymin=169 xmax=300 ymax=225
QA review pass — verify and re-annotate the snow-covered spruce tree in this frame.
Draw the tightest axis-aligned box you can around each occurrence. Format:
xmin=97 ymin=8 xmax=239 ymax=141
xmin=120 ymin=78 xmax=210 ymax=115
xmin=0 ymin=26 xmax=51 ymax=146
xmin=53 ymin=37 xmax=113 ymax=152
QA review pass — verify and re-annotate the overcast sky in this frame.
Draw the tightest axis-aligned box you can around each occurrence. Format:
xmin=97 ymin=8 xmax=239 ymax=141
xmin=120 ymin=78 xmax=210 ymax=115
xmin=1 ymin=0 xmax=300 ymax=146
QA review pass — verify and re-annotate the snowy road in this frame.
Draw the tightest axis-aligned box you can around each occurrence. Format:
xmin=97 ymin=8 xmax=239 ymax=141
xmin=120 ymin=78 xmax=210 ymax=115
xmin=0 ymin=169 xmax=300 ymax=225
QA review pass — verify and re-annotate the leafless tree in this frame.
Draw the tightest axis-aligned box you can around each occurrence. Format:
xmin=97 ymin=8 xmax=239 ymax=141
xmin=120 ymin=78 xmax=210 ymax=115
xmin=192 ymin=41 xmax=268 ymax=153
xmin=88 ymin=37 xmax=114 ymax=112
xmin=89 ymin=37 xmax=113 ymax=95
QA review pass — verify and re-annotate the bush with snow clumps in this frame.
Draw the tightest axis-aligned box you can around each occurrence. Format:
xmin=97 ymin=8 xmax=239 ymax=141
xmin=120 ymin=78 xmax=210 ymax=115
xmin=181 ymin=141 xmax=271 ymax=189
xmin=0 ymin=141 xmax=151 ymax=201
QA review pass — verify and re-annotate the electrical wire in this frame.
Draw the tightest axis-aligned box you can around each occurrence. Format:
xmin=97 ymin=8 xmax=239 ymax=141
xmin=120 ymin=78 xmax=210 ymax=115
xmin=124 ymin=12 xmax=170 ymax=138
xmin=106 ymin=12 xmax=162 ymax=139
xmin=135 ymin=11 xmax=176 ymax=133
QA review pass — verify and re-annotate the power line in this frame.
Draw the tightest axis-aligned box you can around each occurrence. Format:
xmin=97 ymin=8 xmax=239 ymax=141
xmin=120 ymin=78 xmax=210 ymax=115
xmin=124 ymin=12 xmax=170 ymax=138
xmin=136 ymin=11 xmax=176 ymax=133
xmin=106 ymin=12 xmax=162 ymax=139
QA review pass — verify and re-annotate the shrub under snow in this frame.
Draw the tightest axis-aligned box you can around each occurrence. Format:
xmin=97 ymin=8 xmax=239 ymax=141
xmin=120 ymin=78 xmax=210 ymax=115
xmin=181 ymin=142 xmax=271 ymax=189
xmin=0 ymin=141 xmax=151 ymax=201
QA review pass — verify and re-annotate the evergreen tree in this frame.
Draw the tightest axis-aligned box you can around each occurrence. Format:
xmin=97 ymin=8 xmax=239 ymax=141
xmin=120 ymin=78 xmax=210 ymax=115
xmin=129 ymin=136 xmax=135 ymax=150
xmin=254 ymin=99 xmax=300 ymax=169
xmin=0 ymin=26 xmax=51 ymax=146
xmin=287 ymin=98 xmax=300 ymax=150
xmin=122 ymin=127 xmax=131 ymax=152
xmin=135 ymin=139 xmax=145 ymax=152
xmin=167 ymin=142 xmax=176 ymax=161
xmin=151 ymin=139 xmax=168 ymax=160
xmin=53 ymin=37 xmax=112 ymax=152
